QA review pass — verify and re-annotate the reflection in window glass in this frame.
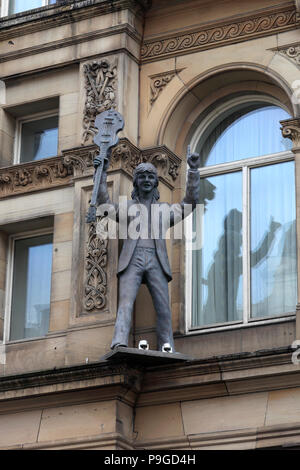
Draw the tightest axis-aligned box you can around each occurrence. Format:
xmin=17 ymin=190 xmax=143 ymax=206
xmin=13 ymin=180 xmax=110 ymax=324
xmin=9 ymin=0 xmax=43 ymax=14
xmin=200 ymin=106 xmax=292 ymax=167
xmin=20 ymin=115 xmax=58 ymax=163
xmin=251 ymin=161 xmax=297 ymax=318
xmin=191 ymin=172 xmax=243 ymax=327
xmin=10 ymin=234 xmax=53 ymax=341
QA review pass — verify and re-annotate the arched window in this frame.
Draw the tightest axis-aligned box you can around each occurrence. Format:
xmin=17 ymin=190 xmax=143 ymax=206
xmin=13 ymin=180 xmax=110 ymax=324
xmin=187 ymin=99 xmax=297 ymax=330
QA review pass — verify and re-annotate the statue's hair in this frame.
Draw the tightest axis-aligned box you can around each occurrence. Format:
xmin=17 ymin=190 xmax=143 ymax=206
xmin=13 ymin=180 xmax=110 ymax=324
xmin=131 ymin=163 xmax=160 ymax=201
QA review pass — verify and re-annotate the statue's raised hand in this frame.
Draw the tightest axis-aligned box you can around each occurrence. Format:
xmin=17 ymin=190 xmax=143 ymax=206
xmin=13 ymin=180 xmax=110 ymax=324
xmin=187 ymin=145 xmax=200 ymax=170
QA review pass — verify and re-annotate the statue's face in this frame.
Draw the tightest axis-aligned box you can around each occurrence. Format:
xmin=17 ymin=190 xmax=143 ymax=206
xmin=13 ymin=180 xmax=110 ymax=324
xmin=136 ymin=171 xmax=156 ymax=194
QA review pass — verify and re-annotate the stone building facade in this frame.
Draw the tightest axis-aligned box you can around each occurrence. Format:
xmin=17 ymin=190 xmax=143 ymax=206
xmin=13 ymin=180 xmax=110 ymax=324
xmin=0 ymin=0 xmax=300 ymax=450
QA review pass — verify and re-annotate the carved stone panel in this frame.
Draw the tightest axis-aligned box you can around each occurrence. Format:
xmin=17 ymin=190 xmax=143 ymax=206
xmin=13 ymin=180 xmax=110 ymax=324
xmin=83 ymin=221 xmax=108 ymax=312
xmin=82 ymin=58 xmax=118 ymax=145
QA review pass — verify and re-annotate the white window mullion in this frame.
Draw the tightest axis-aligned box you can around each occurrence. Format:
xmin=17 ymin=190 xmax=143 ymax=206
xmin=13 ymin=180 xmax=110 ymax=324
xmin=242 ymin=165 xmax=250 ymax=324
xmin=1 ymin=0 xmax=9 ymax=17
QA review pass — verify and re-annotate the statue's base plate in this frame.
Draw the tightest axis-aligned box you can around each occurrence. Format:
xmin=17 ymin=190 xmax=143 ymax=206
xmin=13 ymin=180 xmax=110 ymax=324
xmin=101 ymin=346 xmax=193 ymax=366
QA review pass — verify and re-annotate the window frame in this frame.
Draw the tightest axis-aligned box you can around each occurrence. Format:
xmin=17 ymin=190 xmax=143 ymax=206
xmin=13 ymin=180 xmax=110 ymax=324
xmin=14 ymin=109 xmax=59 ymax=165
xmin=185 ymin=97 xmax=296 ymax=335
xmin=0 ymin=0 xmax=53 ymax=17
xmin=3 ymin=227 xmax=53 ymax=344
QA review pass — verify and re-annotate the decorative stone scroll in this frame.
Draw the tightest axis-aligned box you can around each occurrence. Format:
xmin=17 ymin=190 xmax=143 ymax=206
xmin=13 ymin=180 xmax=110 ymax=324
xmin=280 ymin=45 xmax=300 ymax=66
xmin=82 ymin=59 xmax=118 ymax=145
xmin=150 ymin=71 xmax=177 ymax=106
xmin=62 ymin=145 xmax=97 ymax=177
xmin=83 ymin=221 xmax=108 ymax=312
xmin=0 ymin=157 xmax=72 ymax=198
xmin=280 ymin=117 xmax=300 ymax=149
xmin=141 ymin=6 xmax=297 ymax=62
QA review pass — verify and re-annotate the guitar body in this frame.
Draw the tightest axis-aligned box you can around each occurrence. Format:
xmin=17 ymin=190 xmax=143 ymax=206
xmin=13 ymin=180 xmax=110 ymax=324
xmin=86 ymin=109 xmax=124 ymax=223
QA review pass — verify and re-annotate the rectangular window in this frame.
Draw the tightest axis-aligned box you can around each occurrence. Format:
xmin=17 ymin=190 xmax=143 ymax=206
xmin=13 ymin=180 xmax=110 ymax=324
xmin=9 ymin=233 xmax=53 ymax=341
xmin=1 ymin=0 xmax=56 ymax=17
xmin=15 ymin=112 xmax=59 ymax=163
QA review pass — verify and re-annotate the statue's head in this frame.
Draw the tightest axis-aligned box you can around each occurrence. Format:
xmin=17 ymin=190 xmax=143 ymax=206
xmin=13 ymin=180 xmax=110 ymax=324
xmin=131 ymin=163 xmax=160 ymax=201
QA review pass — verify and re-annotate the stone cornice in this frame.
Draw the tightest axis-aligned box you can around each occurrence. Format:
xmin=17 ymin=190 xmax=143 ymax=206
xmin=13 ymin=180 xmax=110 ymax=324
xmin=0 ymin=139 xmax=181 ymax=199
xmin=0 ymin=0 xmax=150 ymax=41
xmin=62 ymin=138 xmax=182 ymax=188
xmin=0 ymin=24 xmax=142 ymax=66
xmin=141 ymin=3 xmax=297 ymax=63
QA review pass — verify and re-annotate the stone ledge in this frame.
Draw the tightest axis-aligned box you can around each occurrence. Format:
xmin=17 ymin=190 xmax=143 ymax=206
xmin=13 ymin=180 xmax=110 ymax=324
xmin=0 ymin=346 xmax=299 ymax=407
xmin=0 ymin=0 xmax=150 ymax=39
xmin=135 ymin=422 xmax=300 ymax=450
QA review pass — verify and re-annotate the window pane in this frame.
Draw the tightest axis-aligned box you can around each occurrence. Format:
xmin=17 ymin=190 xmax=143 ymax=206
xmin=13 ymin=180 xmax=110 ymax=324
xmin=20 ymin=115 xmax=58 ymax=162
xmin=10 ymin=234 xmax=53 ymax=341
xmin=200 ymin=106 xmax=291 ymax=167
xmin=191 ymin=171 xmax=243 ymax=327
xmin=250 ymin=161 xmax=297 ymax=318
xmin=9 ymin=0 xmax=43 ymax=14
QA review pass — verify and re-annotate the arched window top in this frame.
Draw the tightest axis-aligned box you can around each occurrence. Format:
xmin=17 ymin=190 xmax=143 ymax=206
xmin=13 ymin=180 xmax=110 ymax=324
xmin=198 ymin=104 xmax=292 ymax=167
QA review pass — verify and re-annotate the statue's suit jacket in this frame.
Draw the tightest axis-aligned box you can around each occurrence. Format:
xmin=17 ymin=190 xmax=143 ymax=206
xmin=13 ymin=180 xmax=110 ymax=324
xmin=97 ymin=168 xmax=200 ymax=282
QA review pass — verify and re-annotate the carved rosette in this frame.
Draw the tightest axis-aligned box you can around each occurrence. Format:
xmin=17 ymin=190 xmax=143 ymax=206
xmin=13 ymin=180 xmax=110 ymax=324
xmin=280 ymin=118 xmax=300 ymax=150
xmin=83 ymin=221 xmax=108 ymax=312
xmin=0 ymin=158 xmax=72 ymax=198
xmin=82 ymin=58 xmax=118 ymax=145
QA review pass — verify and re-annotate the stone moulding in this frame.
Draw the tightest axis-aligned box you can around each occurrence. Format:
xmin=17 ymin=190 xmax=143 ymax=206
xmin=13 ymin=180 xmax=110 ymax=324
xmin=0 ymin=156 xmax=73 ymax=199
xmin=0 ymin=0 xmax=151 ymax=41
xmin=141 ymin=5 xmax=297 ymax=62
xmin=0 ymin=24 xmax=141 ymax=66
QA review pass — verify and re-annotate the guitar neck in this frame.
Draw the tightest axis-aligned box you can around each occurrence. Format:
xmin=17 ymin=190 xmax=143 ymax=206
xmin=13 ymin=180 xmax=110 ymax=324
xmin=98 ymin=141 xmax=110 ymax=161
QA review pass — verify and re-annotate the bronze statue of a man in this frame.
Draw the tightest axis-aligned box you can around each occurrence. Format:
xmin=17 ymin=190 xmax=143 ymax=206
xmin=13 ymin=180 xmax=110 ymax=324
xmin=94 ymin=150 xmax=200 ymax=352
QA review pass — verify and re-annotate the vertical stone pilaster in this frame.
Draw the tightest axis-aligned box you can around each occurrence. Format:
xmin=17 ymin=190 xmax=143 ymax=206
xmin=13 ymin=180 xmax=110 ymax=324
xmin=281 ymin=117 xmax=300 ymax=339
